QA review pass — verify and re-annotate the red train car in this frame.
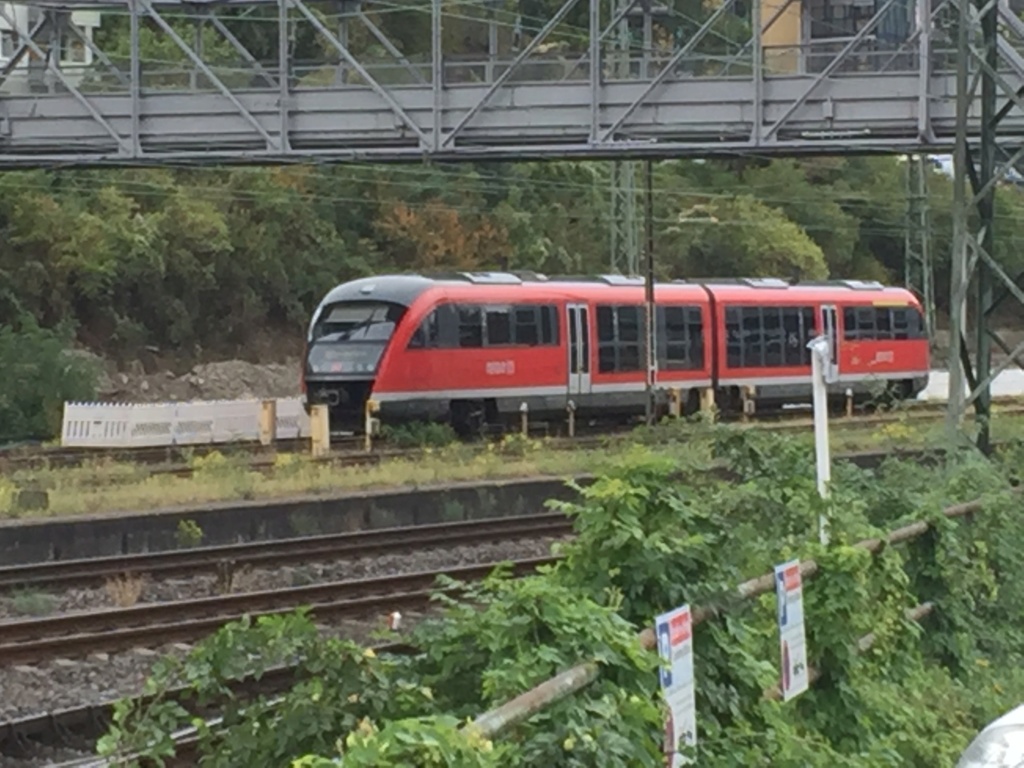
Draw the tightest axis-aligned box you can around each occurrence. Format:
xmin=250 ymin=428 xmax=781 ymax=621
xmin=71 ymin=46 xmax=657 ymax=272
xmin=302 ymin=272 xmax=930 ymax=434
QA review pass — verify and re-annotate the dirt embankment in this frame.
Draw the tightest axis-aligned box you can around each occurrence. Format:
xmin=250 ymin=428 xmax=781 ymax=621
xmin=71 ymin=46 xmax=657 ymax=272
xmin=83 ymin=358 xmax=303 ymax=403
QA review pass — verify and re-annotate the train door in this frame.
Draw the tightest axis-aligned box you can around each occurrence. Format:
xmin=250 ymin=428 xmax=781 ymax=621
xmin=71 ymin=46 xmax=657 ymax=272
xmin=566 ymin=303 xmax=592 ymax=397
xmin=821 ymin=304 xmax=839 ymax=381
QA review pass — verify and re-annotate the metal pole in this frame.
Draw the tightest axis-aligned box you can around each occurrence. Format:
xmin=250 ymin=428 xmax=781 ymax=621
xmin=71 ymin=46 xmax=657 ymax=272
xmin=808 ymin=336 xmax=831 ymax=545
xmin=129 ymin=0 xmax=140 ymax=156
xmin=610 ymin=0 xmax=639 ymax=275
xmin=947 ymin=0 xmax=971 ymax=437
xmin=431 ymin=0 xmax=442 ymax=150
xmin=644 ymin=158 xmax=655 ymax=425
xmin=904 ymin=155 xmax=935 ymax=339
xmin=279 ymin=0 xmax=290 ymax=151
xmin=976 ymin=0 xmax=997 ymax=453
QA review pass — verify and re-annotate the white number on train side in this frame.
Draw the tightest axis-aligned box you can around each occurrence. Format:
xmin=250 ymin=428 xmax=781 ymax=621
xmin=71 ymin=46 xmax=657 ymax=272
xmin=486 ymin=360 xmax=516 ymax=376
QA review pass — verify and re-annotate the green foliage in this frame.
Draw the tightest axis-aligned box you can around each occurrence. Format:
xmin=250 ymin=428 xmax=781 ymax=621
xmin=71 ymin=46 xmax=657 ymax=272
xmin=1 ymin=152 xmax=979 ymax=362
xmin=379 ymin=421 xmax=458 ymax=449
xmin=664 ymin=194 xmax=830 ymax=281
xmin=96 ymin=428 xmax=1024 ymax=766
xmin=8 ymin=588 xmax=59 ymax=617
xmin=0 ymin=318 xmax=98 ymax=442
xmin=175 ymin=518 xmax=204 ymax=548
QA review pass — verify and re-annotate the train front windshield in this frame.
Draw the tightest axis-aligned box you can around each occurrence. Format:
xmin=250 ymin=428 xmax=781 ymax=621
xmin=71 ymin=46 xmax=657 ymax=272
xmin=307 ymin=301 xmax=407 ymax=376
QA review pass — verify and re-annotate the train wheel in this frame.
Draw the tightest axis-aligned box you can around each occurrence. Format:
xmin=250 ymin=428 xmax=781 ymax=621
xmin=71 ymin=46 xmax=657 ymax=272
xmin=684 ymin=389 xmax=701 ymax=417
xmin=450 ymin=400 xmax=486 ymax=439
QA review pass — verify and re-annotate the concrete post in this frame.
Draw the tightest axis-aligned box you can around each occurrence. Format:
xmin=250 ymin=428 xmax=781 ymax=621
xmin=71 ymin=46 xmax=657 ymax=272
xmin=259 ymin=399 xmax=277 ymax=447
xmin=310 ymin=404 xmax=330 ymax=458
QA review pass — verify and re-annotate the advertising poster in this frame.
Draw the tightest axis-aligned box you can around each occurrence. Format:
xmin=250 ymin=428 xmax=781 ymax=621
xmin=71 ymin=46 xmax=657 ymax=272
xmin=775 ymin=559 xmax=809 ymax=701
xmin=655 ymin=604 xmax=697 ymax=766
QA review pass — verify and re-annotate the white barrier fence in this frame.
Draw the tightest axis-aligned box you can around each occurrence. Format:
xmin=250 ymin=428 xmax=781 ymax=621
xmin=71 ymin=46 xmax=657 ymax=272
xmin=61 ymin=398 xmax=310 ymax=448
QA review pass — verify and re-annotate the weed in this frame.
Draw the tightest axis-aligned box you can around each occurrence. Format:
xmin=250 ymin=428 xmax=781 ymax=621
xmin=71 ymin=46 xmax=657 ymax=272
xmin=8 ymin=413 xmax=1024 ymax=520
xmin=9 ymin=589 xmax=58 ymax=617
xmin=176 ymin=519 xmax=204 ymax=548
xmin=380 ymin=421 xmax=457 ymax=449
xmin=495 ymin=434 xmax=544 ymax=456
xmin=105 ymin=574 xmax=145 ymax=607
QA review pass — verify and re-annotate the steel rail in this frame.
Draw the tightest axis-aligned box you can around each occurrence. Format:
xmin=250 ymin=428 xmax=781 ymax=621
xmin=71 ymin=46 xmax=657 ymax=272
xmin=0 ymin=513 xmax=573 ymax=591
xmin=5 ymin=396 xmax=1021 ymax=474
xmin=0 ymin=556 xmax=556 ymax=665
xmin=0 ymin=641 xmax=420 ymax=761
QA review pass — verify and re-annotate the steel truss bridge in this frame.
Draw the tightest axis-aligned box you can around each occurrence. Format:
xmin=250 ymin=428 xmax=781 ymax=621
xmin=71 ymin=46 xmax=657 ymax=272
xmin=0 ymin=0 xmax=1020 ymax=447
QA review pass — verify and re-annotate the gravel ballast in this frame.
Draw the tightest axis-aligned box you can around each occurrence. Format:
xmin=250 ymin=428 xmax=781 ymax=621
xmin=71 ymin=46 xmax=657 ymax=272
xmin=0 ymin=535 xmax=563 ymax=765
xmin=0 ymin=537 xmax=562 ymax=619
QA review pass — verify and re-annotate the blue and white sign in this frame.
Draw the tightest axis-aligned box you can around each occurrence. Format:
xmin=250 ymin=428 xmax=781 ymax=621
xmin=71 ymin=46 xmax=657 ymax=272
xmin=775 ymin=559 xmax=809 ymax=701
xmin=655 ymin=604 xmax=697 ymax=766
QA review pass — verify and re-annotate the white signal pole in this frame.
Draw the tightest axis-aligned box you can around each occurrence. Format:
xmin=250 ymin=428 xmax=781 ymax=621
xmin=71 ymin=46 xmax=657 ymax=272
xmin=807 ymin=335 xmax=835 ymax=545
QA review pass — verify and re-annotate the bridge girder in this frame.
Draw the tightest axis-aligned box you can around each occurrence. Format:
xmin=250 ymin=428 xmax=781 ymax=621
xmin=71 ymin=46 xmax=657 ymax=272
xmin=0 ymin=0 xmax=1020 ymax=165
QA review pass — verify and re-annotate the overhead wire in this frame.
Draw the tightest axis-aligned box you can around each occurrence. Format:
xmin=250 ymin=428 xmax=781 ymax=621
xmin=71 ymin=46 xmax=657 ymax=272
xmin=0 ymin=163 xmax=1010 ymax=246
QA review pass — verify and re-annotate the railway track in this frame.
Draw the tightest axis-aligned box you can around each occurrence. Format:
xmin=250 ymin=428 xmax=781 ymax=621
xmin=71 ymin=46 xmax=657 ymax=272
xmin=0 ymin=556 xmax=556 ymax=666
xmin=0 ymin=438 xmax=1005 ymax=764
xmin=5 ymin=397 xmax=1019 ymax=481
xmin=0 ymin=642 xmax=419 ymax=764
xmin=0 ymin=444 xmax=972 ymax=668
xmin=0 ymin=513 xmax=573 ymax=592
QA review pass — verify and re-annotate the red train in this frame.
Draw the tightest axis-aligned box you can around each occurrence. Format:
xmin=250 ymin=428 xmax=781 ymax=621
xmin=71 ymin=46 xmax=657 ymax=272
xmin=301 ymin=272 xmax=930 ymax=434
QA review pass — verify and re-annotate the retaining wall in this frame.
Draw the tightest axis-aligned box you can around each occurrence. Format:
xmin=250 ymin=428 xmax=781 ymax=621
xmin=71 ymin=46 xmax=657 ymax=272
xmin=0 ymin=476 xmax=591 ymax=565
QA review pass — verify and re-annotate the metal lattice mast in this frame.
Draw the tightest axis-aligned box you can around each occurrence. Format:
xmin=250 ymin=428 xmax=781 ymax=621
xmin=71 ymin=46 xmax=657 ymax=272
xmin=947 ymin=0 xmax=1024 ymax=452
xmin=904 ymin=154 xmax=935 ymax=339
xmin=610 ymin=161 xmax=640 ymax=275
xmin=609 ymin=0 xmax=639 ymax=276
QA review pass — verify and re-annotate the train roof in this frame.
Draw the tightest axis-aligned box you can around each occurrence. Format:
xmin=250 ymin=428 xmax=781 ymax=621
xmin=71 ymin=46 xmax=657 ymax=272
xmin=315 ymin=272 xmax=919 ymax=309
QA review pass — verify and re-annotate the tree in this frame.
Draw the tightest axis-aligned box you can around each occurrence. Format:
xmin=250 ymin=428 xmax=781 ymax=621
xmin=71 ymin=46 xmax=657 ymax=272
xmin=0 ymin=318 xmax=99 ymax=442
xmin=661 ymin=194 xmax=829 ymax=281
xmin=374 ymin=200 xmax=509 ymax=271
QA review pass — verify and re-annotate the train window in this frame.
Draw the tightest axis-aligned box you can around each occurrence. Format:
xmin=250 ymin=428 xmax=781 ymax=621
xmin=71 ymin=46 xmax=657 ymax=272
xmin=597 ymin=304 xmax=643 ymax=373
xmin=618 ymin=306 xmax=641 ymax=342
xmin=725 ymin=305 xmax=815 ymax=368
xmin=726 ymin=308 xmax=742 ymax=368
xmin=893 ymin=308 xmax=910 ymax=339
xmin=783 ymin=308 xmax=815 ymax=366
xmin=893 ymin=308 xmax=927 ymax=339
xmin=597 ymin=306 xmax=614 ymax=342
xmin=408 ymin=309 xmax=439 ymax=349
xmin=457 ymin=306 xmax=483 ymax=348
xmin=541 ymin=306 xmax=558 ymax=345
xmin=763 ymin=308 xmax=784 ymax=366
xmin=844 ymin=306 xmax=926 ymax=341
xmin=514 ymin=307 xmax=539 ymax=345
xmin=657 ymin=305 xmax=704 ymax=370
xmin=742 ymin=310 xmax=764 ymax=367
xmin=876 ymin=309 xmax=892 ymax=339
xmin=485 ymin=307 xmax=511 ymax=345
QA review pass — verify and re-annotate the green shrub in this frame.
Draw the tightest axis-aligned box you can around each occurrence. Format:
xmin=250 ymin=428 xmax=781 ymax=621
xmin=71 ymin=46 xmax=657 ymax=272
xmin=0 ymin=318 xmax=99 ymax=443
xmin=94 ymin=430 xmax=1024 ymax=767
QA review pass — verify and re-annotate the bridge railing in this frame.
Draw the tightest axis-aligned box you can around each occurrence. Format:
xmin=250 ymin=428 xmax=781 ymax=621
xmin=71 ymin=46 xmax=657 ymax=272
xmin=2 ymin=32 xmax=985 ymax=98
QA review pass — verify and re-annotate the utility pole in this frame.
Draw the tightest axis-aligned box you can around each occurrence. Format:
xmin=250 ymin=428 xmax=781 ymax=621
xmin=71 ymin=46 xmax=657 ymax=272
xmin=609 ymin=0 xmax=639 ymax=276
xmin=644 ymin=158 xmax=656 ymax=425
xmin=903 ymin=154 xmax=935 ymax=339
